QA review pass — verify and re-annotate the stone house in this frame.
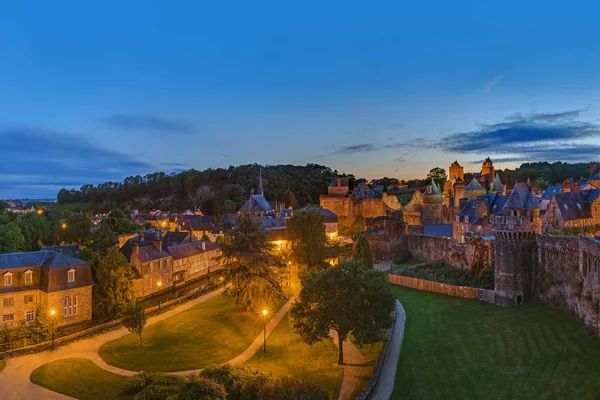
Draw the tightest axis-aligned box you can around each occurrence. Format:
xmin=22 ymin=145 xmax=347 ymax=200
xmin=167 ymin=241 xmax=220 ymax=286
xmin=542 ymin=190 xmax=600 ymax=231
xmin=328 ymin=177 xmax=349 ymax=197
xmin=453 ymin=194 xmax=507 ymax=243
xmin=0 ymin=251 xmax=94 ymax=328
xmin=130 ymin=241 xmax=173 ymax=299
xmin=351 ymin=182 xmax=376 ymax=199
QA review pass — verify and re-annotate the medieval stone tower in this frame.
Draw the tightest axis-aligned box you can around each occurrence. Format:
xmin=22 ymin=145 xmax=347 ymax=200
xmin=422 ymin=179 xmax=443 ymax=225
xmin=492 ymin=182 xmax=542 ymax=307
xmin=481 ymin=157 xmax=494 ymax=178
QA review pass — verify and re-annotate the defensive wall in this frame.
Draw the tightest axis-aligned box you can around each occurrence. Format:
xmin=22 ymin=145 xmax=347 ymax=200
xmin=374 ymin=231 xmax=600 ymax=336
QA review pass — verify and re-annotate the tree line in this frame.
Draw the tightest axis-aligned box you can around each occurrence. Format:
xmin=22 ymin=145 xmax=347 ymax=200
xmin=56 ymin=164 xmax=349 ymax=214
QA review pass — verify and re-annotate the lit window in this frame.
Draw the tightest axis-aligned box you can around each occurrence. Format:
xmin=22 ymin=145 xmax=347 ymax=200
xmin=68 ymin=268 xmax=76 ymax=283
xmin=2 ymin=297 xmax=14 ymax=307
xmin=2 ymin=313 xmax=14 ymax=322
xmin=64 ymin=296 xmax=71 ymax=317
xmin=24 ymin=270 xmax=33 ymax=285
xmin=465 ymin=216 xmax=469 ymax=223
xmin=26 ymin=310 xmax=35 ymax=321
xmin=24 ymin=295 xmax=34 ymax=304
xmin=3 ymin=273 xmax=13 ymax=286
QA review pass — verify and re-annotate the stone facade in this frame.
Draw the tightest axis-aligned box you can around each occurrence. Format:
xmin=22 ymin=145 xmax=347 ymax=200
xmin=319 ymin=195 xmax=390 ymax=228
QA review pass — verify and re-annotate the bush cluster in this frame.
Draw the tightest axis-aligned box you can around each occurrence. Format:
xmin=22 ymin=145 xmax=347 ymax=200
xmin=399 ymin=262 xmax=494 ymax=289
xmin=121 ymin=365 xmax=328 ymax=400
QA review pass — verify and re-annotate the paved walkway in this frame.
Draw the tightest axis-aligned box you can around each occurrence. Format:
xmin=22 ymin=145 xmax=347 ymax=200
xmin=0 ymin=288 xmax=225 ymax=400
xmin=374 ymin=262 xmax=392 ymax=272
xmin=370 ymin=299 xmax=406 ymax=400
xmin=331 ymin=331 xmax=367 ymax=400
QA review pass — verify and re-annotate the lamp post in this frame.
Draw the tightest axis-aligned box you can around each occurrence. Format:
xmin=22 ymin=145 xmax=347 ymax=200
xmin=288 ymin=261 xmax=292 ymax=287
xmin=262 ymin=309 xmax=268 ymax=353
xmin=50 ymin=309 xmax=56 ymax=350
xmin=157 ymin=281 xmax=162 ymax=310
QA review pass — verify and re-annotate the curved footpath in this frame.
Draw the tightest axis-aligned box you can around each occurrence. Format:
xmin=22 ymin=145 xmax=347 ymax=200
xmin=0 ymin=264 xmax=401 ymax=400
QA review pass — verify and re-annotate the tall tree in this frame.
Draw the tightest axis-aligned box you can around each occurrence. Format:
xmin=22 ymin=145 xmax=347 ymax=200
xmin=284 ymin=189 xmax=298 ymax=209
xmin=0 ymin=221 xmax=25 ymax=253
xmin=123 ymin=300 xmax=146 ymax=346
xmin=427 ymin=167 xmax=448 ymax=189
xmin=286 ymin=209 xmax=328 ymax=272
xmin=20 ymin=213 xmax=51 ymax=250
xmin=93 ymin=247 xmax=135 ymax=320
xmin=352 ymin=234 xmax=374 ymax=268
xmin=220 ymin=213 xmax=283 ymax=311
xmin=289 ymin=260 xmax=395 ymax=365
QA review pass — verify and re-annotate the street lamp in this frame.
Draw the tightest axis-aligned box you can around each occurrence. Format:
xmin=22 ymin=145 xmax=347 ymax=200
xmin=50 ymin=309 xmax=56 ymax=350
xmin=262 ymin=309 xmax=268 ymax=353
xmin=157 ymin=281 xmax=162 ymax=310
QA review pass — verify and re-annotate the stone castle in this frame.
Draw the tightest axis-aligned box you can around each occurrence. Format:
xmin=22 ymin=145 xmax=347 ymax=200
xmin=319 ymin=177 xmax=401 ymax=227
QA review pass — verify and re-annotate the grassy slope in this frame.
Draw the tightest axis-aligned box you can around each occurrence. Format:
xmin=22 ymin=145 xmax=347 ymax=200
xmin=31 ymin=358 xmax=128 ymax=400
xmin=100 ymin=294 xmax=273 ymax=372
xmin=391 ymin=285 xmax=600 ymax=400
xmin=246 ymin=315 xmax=343 ymax=400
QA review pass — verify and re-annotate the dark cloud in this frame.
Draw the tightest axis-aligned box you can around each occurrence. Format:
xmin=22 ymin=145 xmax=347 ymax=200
xmin=0 ymin=126 xmax=155 ymax=197
xmin=388 ymin=110 xmax=600 ymax=163
xmin=161 ymin=162 xmax=188 ymax=167
xmin=333 ymin=144 xmax=378 ymax=154
xmin=394 ymin=157 xmax=406 ymax=163
xmin=105 ymin=114 xmax=193 ymax=133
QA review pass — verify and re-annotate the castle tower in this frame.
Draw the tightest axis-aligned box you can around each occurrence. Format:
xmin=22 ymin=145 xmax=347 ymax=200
xmin=492 ymin=182 xmax=541 ymax=307
xmin=449 ymin=160 xmax=464 ymax=181
xmin=422 ymin=179 xmax=443 ymax=225
xmin=481 ymin=157 xmax=494 ymax=179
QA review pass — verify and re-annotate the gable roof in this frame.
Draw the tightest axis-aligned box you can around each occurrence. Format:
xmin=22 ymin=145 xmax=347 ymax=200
xmin=137 ymin=246 xmax=171 ymax=263
xmin=465 ymin=178 xmax=485 ymax=191
xmin=166 ymin=241 xmax=217 ymax=260
xmin=162 ymin=231 xmax=189 ymax=247
xmin=541 ymin=186 xmax=562 ymax=201
xmin=553 ymin=192 xmax=591 ymax=221
xmin=240 ymin=195 xmax=273 ymax=213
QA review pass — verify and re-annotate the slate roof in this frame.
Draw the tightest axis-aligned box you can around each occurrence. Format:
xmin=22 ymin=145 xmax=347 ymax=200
xmin=137 ymin=246 xmax=170 ymax=263
xmin=120 ymin=237 xmax=155 ymax=259
xmin=491 ymin=173 xmax=504 ymax=192
xmin=329 ymin=177 xmax=349 ymax=187
xmin=166 ymin=241 xmax=218 ymax=260
xmin=504 ymin=183 xmax=539 ymax=210
xmin=0 ymin=251 xmax=87 ymax=270
xmin=424 ymin=224 xmax=453 ymax=237
xmin=261 ymin=217 xmax=287 ymax=228
xmin=465 ymin=178 xmax=485 ymax=191
xmin=162 ymin=231 xmax=189 ymax=247
xmin=429 ymin=179 xmax=441 ymax=194
xmin=541 ymin=186 xmax=562 ymax=201
xmin=240 ymin=195 xmax=273 ymax=213
xmin=553 ymin=192 xmax=591 ymax=221
xmin=584 ymin=189 xmax=600 ymax=203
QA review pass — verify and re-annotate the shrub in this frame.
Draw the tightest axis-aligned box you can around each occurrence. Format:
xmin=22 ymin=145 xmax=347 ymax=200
xmin=200 ymin=364 xmax=271 ymax=400
xmin=134 ymin=385 xmax=179 ymax=400
xmin=179 ymin=377 xmax=227 ymax=400
xmin=121 ymin=372 xmax=187 ymax=397
xmin=392 ymin=250 xmax=412 ymax=265
xmin=257 ymin=376 xmax=328 ymax=400
xmin=399 ymin=262 xmax=493 ymax=289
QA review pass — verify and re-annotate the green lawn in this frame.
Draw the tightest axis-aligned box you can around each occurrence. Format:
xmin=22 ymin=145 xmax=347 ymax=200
xmin=350 ymin=339 xmax=384 ymax=399
xmin=391 ymin=285 xmax=600 ymax=400
xmin=0 ymin=359 xmax=5 ymax=372
xmin=246 ymin=315 xmax=343 ymax=400
xmin=31 ymin=358 xmax=128 ymax=400
xmin=100 ymin=294 xmax=275 ymax=372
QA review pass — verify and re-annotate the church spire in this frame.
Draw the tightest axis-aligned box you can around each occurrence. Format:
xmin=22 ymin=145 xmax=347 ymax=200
xmin=258 ymin=167 xmax=264 ymax=196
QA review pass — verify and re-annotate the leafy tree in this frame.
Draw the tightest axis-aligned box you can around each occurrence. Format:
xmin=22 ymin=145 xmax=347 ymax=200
xmin=62 ymin=213 xmax=93 ymax=244
xmin=289 ymin=260 xmax=395 ymax=365
xmin=0 ymin=221 xmax=25 ymax=253
xmin=87 ymin=221 xmax=117 ymax=257
xmin=123 ymin=300 xmax=146 ymax=346
xmin=179 ymin=377 xmax=227 ymax=400
xmin=93 ymin=247 xmax=135 ymax=320
xmin=427 ymin=167 xmax=448 ymax=189
xmin=201 ymin=233 xmax=211 ymax=242
xmin=26 ymin=305 xmax=52 ymax=344
xmin=0 ymin=201 xmax=10 ymax=210
xmin=220 ymin=213 xmax=283 ymax=311
xmin=20 ymin=213 xmax=51 ymax=250
xmin=286 ymin=209 xmax=328 ymax=271
xmin=352 ymin=234 xmax=374 ymax=268
xmin=109 ymin=208 xmax=127 ymax=220
xmin=284 ymin=189 xmax=297 ymax=209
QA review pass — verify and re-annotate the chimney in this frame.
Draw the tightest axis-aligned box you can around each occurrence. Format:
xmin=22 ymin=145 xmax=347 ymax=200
xmin=154 ymin=231 xmax=162 ymax=252
xmin=201 ymin=241 xmax=206 ymax=251
xmin=591 ymin=162 xmax=598 ymax=178
xmin=189 ymin=227 xmax=194 ymax=242
xmin=131 ymin=242 xmax=140 ymax=269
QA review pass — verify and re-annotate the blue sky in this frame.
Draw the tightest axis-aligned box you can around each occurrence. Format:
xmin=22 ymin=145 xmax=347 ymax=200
xmin=2 ymin=0 xmax=600 ymax=198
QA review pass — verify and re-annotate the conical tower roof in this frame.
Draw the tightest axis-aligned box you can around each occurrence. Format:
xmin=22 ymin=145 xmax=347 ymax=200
xmin=492 ymin=172 xmax=504 ymax=192
xmin=465 ymin=177 xmax=485 ymax=191
xmin=430 ymin=178 xmax=441 ymax=194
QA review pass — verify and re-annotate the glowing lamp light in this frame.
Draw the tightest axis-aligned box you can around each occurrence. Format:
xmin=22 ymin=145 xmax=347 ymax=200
xmin=157 ymin=281 xmax=162 ymax=287
xmin=50 ymin=309 xmax=55 ymax=316
xmin=61 ymin=223 xmax=67 ymax=229
xmin=262 ymin=309 xmax=268 ymax=316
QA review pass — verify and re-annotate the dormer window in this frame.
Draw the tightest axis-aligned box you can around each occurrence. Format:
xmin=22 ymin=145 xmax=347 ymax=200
xmin=3 ymin=272 xmax=13 ymax=286
xmin=24 ymin=270 xmax=33 ymax=285
xmin=68 ymin=268 xmax=76 ymax=283
xmin=563 ymin=204 xmax=568 ymax=210
xmin=576 ymin=203 xmax=582 ymax=210
xmin=465 ymin=216 xmax=469 ymax=223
